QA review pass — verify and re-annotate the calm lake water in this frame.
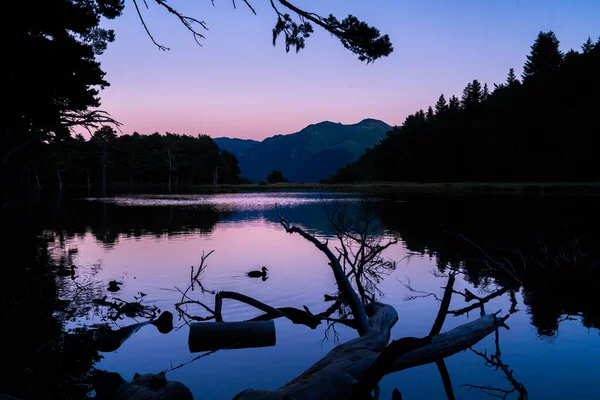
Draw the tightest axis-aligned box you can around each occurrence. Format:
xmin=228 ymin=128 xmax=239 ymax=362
xmin=3 ymin=191 xmax=600 ymax=399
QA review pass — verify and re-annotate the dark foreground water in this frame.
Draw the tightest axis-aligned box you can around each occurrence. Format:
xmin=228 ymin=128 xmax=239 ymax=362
xmin=2 ymin=191 xmax=600 ymax=399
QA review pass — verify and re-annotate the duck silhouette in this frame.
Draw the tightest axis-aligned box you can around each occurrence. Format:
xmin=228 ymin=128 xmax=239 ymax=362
xmin=107 ymin=280 xmax=122 ymax=292
xmin=247 ymin=266 xmax=268 ymax=279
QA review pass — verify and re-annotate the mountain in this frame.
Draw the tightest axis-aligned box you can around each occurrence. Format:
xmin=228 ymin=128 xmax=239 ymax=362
xmin=214 ymin=119 xmax=391 ymax=182
xmin=212 ymin=137 xmax=259 ymax=157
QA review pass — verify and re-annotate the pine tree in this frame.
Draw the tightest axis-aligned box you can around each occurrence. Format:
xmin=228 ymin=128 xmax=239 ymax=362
xmin=482 ymin=83 xmax=490 ymax=101
xmin=426 ymin=106 xmax=434 ymax=122
xmin=462 ymin=80 xmax=482 ymax=108
xmin=470 ymin=79 xmax=483 ymax=103
xmin=434 ymin=94 xmax=448 ymax=115
xmin=416 ymin=109 xmax=426 ymax=121
xmin=522 ymin=31 xmax=564 ymax=81
xmin=582 ymin=36 xmax=594 ymax=54
xmin=448 ymin=95 xmax=460 ymax=113
xmin=506 ymin=68 xmax=519 ymax=86
xmin=461 ymin=82 xmax=473 ymax=108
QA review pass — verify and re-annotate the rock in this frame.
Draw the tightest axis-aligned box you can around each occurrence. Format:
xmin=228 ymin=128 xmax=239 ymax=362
xmin=94 ymin=371 xmax=193 ymax=400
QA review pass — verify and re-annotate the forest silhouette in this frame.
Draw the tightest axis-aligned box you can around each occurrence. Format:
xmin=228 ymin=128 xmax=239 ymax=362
xmin=6 ymin=128 xmax=242 ymax=192
xmin=329 ymin=32 xmax=600 ymax=183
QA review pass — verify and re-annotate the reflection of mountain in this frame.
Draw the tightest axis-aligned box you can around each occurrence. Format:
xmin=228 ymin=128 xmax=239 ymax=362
xmin=217 ymin=197 xmax=374 ymax=238
xmin=376 ymin=194 xmax=600 ymax=336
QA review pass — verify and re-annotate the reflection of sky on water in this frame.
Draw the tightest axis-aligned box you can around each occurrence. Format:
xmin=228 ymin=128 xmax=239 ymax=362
xmin=86 ymin=192 xmax=361 ymax=211
xmin=55 ymin=193 xmax=600 ymax=399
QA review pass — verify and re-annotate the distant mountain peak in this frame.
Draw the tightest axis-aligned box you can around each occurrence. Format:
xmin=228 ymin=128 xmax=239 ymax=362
xmin=214 ymin=118 xmax=391 ymax=182
xmin=358 ymin=118 xmax=386 ymax=124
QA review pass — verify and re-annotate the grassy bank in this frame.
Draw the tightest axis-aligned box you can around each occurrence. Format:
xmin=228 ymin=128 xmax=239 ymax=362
xmin=190 ymin=182 xmax=600 ymax=196
xmin=17 ymin=182 xmax=598 ymax=197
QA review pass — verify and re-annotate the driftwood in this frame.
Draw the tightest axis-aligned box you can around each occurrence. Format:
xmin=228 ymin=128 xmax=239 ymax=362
xmin=231 ymin=211 xmax=511 ymax=400
xmin=93 ymin=311 xmax=173 ymax=353
xmin=235 ymin=305 xmax=507 ymax=400
xmin=188 ymin=320 xmax=276 ymax=352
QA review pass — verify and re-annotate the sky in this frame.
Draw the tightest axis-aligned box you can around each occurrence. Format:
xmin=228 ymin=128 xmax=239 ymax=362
xmin=98 ymin=0 xmax=600 ymax=140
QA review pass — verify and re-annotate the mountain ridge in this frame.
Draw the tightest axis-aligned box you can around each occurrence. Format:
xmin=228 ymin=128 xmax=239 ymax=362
xmin=214 ymin=119 xmax=391 ymax=182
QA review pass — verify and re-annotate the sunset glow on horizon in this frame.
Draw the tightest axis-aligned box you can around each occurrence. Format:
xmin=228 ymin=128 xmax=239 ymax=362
xmin=98 ymin=0 xmax=600 ymax=140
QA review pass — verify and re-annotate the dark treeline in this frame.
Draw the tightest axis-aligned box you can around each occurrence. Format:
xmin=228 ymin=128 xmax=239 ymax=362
xmin=4 ymin=126 xmax=242 ymax=193
xmin=330 ymin=32 xmax=600 ymax=183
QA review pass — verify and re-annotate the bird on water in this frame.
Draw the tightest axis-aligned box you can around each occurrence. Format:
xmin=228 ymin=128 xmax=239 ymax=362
xmin=108 ymin=280 xmax=123 ymax=292
xmin=247 ymin=266 xmax=268 ymax=278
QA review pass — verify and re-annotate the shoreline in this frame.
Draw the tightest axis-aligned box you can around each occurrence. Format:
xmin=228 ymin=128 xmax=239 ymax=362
xmin=6 ymin=182 xmax=600 ymax=199
xmin=189 ymin=181 xmax=600 ymax=195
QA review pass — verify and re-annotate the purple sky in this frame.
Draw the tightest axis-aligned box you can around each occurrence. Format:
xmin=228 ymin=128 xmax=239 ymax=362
xmin=98 ymin=0 xmax=599 ymax=140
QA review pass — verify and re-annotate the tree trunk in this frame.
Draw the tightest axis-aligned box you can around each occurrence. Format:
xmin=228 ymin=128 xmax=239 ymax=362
xmin=167 ymin=148 xmax=173 ymax=193
xmin=234 ymin=310 xmax=506 ymax=400
xmin=56 ymin=167 xmax=63 ymax=191
xmin=34 ymin=168 xmax=42 ymax=190
xmin=102 ymin=147 xmax=107 ymax=196
xmin=85 ymin=169 xmax=92 ymax=196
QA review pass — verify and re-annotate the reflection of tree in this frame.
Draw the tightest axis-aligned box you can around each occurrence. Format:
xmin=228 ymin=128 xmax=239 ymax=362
xmin=402 ymin=269 xmax=523 ymax=400
xmin=2 ymin=197 xmax=194 ymax=399
xmin=326 ymin=200 xmax=398 ymax=303
xmin=1 ymin=217 xmax=103 ymax=399
xmin=377 ymin=194 xmax=600 ymax=337
xmin=174 ymin=206 xmax=508 ymax=399
xmin=463 ymin=330 xmax=528 ymax=400
xmin=31 ymin=197 xmax=222 ymax=248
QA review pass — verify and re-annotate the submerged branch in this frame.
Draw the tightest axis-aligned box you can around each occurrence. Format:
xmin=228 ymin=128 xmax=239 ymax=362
xmin=429 ymin=274 xmax=456 ymax=336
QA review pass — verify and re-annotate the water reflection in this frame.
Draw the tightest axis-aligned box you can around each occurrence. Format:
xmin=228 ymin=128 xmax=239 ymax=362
xmin=377 ymin=195 xmax=600 ymax=338
xmin=1 ymin=192 xmax=599 ymax=399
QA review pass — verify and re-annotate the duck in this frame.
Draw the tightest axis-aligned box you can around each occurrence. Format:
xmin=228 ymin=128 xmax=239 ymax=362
xmin=107 ymin=280 xmax=123 ymax=292
xmin=247 ymin=266 xmax=268 ymax=278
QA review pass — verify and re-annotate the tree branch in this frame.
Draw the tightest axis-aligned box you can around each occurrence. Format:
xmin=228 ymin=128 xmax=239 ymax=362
xmin=277 ymin=205 xmax=370 ymax=335
xmin=436 ymin=359 xmax=456 ymax=400
xmin=429 ymin=274 xmax=456 ymax=336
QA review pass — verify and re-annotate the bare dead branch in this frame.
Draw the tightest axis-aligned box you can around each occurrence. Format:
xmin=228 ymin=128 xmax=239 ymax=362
xmin=276 ymin=204 xmax=370 ymax=335
xmin=132 ymin=0 xmax=169 ymax=50
xmin=463 ymin=330 xmax=528 ymax=399
xmin=161 ymin=343 xmax=239 ymax=374
xmin=324 ymin=199 xmax=398 ymax=303
xmin=399 ymin=276 xmax=442 ymax=302
xmin=448 ymin=287 xmax=510 ymax=317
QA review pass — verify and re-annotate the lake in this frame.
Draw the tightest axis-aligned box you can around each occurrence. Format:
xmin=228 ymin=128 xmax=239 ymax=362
xmin=2 ymin=191 xmax=600 ymax=399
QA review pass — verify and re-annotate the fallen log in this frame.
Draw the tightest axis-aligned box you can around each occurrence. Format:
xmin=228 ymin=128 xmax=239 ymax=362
xmin=234 ymin=304 xmax=507 ymax=400
xmin=188 ymin=320 xmax=276 ymax=352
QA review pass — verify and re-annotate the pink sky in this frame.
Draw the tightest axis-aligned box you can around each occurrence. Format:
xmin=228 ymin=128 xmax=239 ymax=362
xmin=97 ymin=0 xmax=600 ymax=140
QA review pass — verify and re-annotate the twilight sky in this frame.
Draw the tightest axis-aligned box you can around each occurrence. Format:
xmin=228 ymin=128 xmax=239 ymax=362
xmin=98 ymin=0 xmax=599 ymax=140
